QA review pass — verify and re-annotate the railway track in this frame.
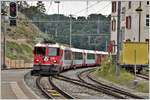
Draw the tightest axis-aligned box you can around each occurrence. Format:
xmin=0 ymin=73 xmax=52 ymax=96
xmin=36 ymin=76 xmax=74 ymax=99
xmin=136 ymin=74 xmax=149 ymax=80
xmin=77 ymin=69 xmax=144 ymax=99
xmin=54 ymin=74 xmax=126 ymax=99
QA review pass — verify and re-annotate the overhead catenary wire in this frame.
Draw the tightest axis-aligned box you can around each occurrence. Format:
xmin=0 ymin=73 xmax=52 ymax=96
xmin=73 ymin=1 xmax=102 ymax=16
xmin=46 ymin=0 xmax=53 ymax=14
xmin=96 ymin=2 xmax=111 ymax=14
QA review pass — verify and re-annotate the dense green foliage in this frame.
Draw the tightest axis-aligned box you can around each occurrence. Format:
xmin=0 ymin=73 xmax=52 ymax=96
xmin=21 ymin=5 xmax=111 ymax=50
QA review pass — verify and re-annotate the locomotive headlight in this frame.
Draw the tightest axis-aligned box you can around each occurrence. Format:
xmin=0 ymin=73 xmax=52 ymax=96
xmin=53 ymin=60 xmax=57 ymax=63
xmin=36 ymin=59 xmax=39 ymax=62
xmin=44 ymin=56 xmax=49 ymax=62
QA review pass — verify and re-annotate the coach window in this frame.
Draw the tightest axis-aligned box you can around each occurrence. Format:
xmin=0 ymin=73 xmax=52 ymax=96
xmin=64 ymin=50 xmax=71 ymax=60
xmin=75 ymin=52 xmax=83 ymax=59
xmin=35 ymin=47 xmax=46 ymax=56
xmin=87 ymin=54 xmax=95 ymax=59
xmin=48 ymin=48 xmax=59 ymax=56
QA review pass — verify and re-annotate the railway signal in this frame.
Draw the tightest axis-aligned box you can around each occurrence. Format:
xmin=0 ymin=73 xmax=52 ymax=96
xmin=9 ymin=18 xmax=16 ymax=26
xmin=9 ymin=2 xmax=17 ymax=18
xmin=9 ymin=2 xmax=17 ymax=26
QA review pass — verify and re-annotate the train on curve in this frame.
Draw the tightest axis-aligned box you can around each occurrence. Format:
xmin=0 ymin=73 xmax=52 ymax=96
xmin=31 ymin=41 xmax=108 ymax=75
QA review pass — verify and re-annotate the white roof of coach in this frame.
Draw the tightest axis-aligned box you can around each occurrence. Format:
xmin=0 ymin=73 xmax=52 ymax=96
xmin=71 ymin=48 xmax=83 ymax=53
xmin=60 ymin=45 xmax=66 ymax=49
xmin=35 ymin=43 xmax=109 ymax=55
xmin=85 ymin=50 xmax=95 ymax=54
xmin=96 ymin=51 xmax=109 ymax=55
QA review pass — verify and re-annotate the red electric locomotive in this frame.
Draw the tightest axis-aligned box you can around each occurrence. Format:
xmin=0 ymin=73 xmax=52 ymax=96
xmin=31 ymin=42 xmax=63 ymax=75
xmin=31 ymin=41 xmax=108 ymax=75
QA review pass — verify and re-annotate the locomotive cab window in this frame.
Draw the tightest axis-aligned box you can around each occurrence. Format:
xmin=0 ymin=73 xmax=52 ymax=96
xmin=48 ymin=48 xmax=59 ymax=56
xmin=35 ymin=47 xmax=46 ymax=56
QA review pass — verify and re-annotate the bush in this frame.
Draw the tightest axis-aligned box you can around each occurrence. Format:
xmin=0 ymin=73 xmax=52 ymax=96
xmin=95 ymin=55 xmax=149 ymax=93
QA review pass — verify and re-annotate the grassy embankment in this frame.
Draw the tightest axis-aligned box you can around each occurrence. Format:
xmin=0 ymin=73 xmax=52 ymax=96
xmin=95 ymin=56 xmax=149 ymax=93
xmin=6 ymin=41 xmax=32 ymax=63
xmin=1 ymin=12 xmax=50 ymax=63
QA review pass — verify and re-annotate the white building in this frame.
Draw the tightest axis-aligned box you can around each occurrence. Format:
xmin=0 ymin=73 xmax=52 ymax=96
xmin=110 ymin=1 xmax=149 ymax=53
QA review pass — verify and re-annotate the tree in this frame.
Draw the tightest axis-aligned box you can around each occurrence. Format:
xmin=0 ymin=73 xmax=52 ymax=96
xmin=36 ymin=1 xmax=46 ymax=13
xmin=17 ymin=1 xmax=29 ymax=11
xmin=77 ymin=16 xmax=86 ymax=21
xmin=1 ymin=1 xmax=7 ymax=16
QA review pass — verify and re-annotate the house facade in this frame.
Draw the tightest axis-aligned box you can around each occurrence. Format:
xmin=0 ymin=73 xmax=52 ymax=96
xmin=110 ymin=1 xmax=149 ymax=53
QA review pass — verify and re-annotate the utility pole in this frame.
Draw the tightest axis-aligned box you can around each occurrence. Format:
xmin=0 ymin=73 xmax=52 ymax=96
xmin=97 ymin=16 xmax=100 ymax=34
xmin=105 ymin=40 xmax=107 ymax=51
xmin=69 ymin=15 xmax=72 ymax=47
xmin=86 ymin=0 xmax=88 ymax=18
xmin=2 ymin=16 xmax=8 ymax=69
xmin=136 ymin=1 xmax=142 ymax=42
xmin=116 ymin=1 xmax=121 ymax=75
xmin=55 ymin=1 xmax=60 ymax=37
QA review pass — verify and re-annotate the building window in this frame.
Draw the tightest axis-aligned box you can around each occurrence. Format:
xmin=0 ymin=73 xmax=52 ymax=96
xmin=147 ymin=1 xmax=149 ymax=5
xmin=126 ymin=16 xmax=132 ymax=29
xmin=112 ymin=19 xmax=116 ymax=31
xmin=146 ymin=14 xmax=149 ymax=26
xmin=128 ymin=1 xmax=131 ymax=9
xmin=112 ymin=40 xmax=116 ymax=53
xmin=112 ymin=1 xmax=116 ymax=13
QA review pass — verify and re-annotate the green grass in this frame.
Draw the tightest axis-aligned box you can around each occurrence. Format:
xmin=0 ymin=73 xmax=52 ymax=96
xmin=6 ymin=41 xmax=33 ymax=63
xmin=6 ymin=41 xmax=23 ymax=59
xmin=95 ymin=55 xmax=149 ymax=93
xmin=141 ymin=67 xmax=149 ymax=76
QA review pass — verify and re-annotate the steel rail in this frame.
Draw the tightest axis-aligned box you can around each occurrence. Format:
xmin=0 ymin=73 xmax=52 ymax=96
xmin=36 ymin=76 xmax=53 ymax=99
xmin=48 ymin=77 xmax=74 ymax=99
xmin=54 ymin=74 xmax=125 ymax=99
xmin=78 ymin=69 xmax=144 ymax=99
xmin=136 ymin=74 xmax=149 ymax=80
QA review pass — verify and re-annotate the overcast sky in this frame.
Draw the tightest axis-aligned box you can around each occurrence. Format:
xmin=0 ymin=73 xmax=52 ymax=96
xmin=28 ymin=1 xmax=111 ymax=17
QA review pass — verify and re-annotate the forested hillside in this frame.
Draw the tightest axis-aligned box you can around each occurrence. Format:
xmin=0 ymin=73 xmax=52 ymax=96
xmin=21 ymin=3 xmax=111 ymax=50
xmin=1 ymin=1 xmax=111 ymax=63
